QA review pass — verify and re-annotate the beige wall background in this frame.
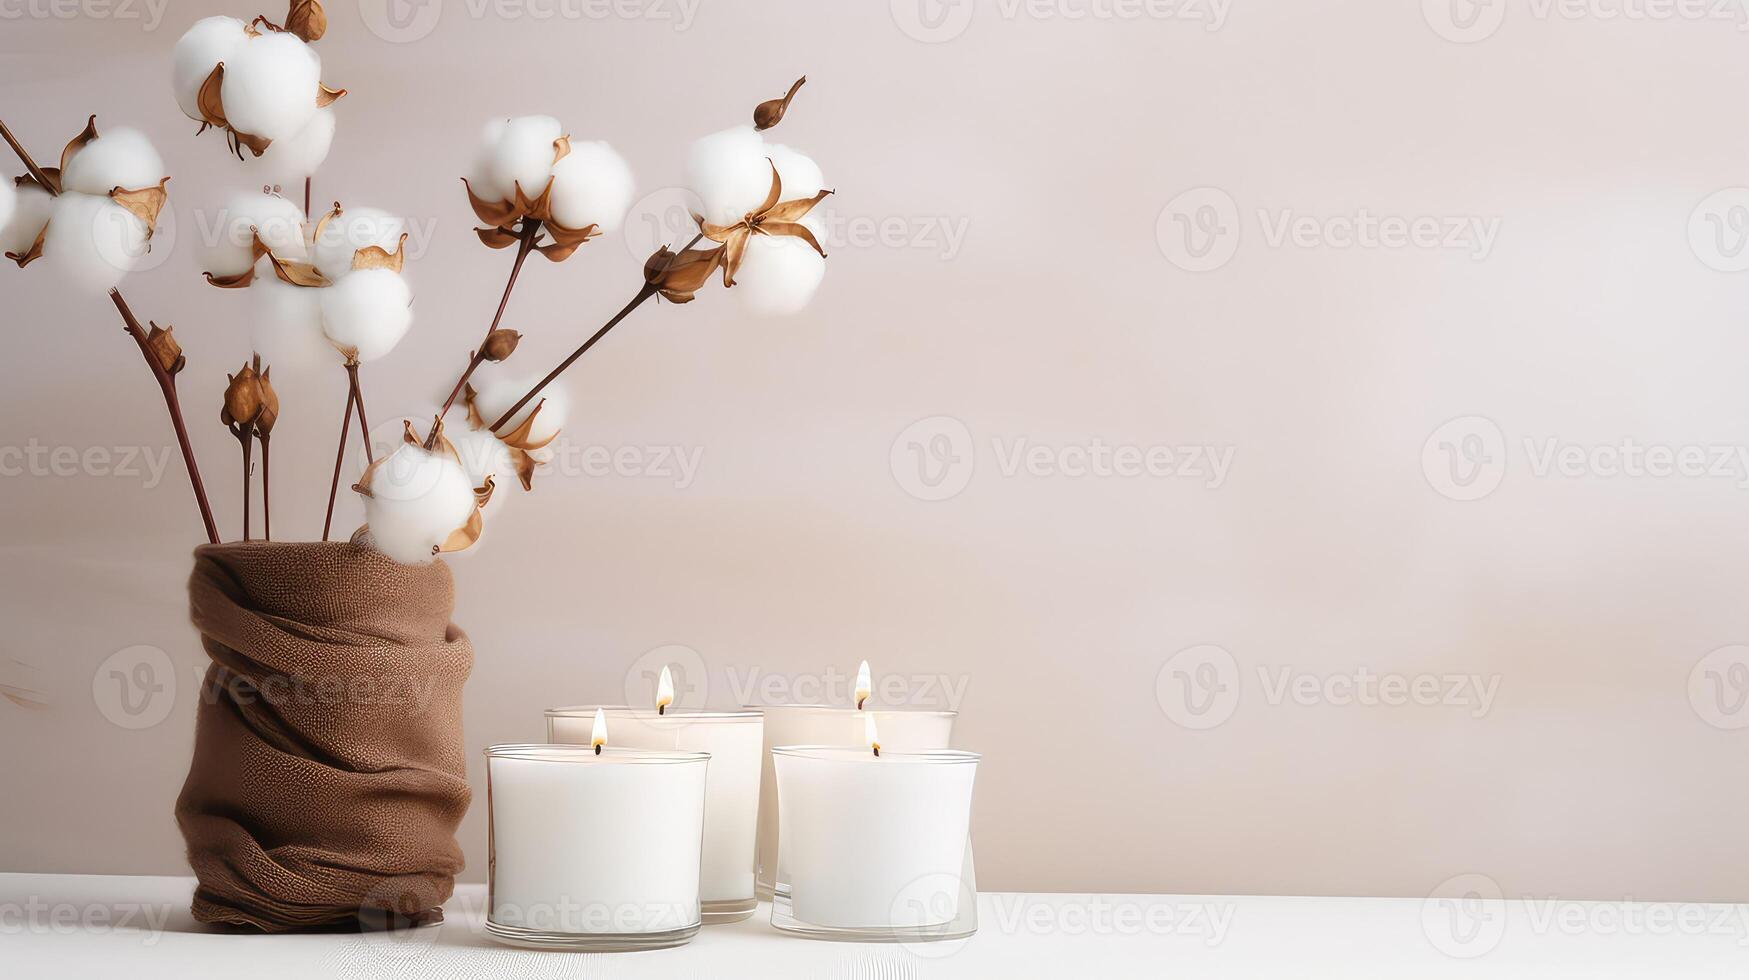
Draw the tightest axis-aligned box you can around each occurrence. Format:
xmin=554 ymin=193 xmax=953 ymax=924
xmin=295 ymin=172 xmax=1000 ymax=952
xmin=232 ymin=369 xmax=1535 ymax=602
xmin=3 ymin=0 xmax=1748 ymax=902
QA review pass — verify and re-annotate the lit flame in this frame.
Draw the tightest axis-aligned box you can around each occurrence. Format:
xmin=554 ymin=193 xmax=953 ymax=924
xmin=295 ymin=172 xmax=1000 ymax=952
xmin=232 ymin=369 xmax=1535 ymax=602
xmin=656 ymin=665 xmax=674 ymax=715
xmin=855 ymin=660 xmax=871 ymax=710
xmin=591 ymin=707 xmax=607 ymax=755
xmin=865 ymin=712 xmax=880 ymax=757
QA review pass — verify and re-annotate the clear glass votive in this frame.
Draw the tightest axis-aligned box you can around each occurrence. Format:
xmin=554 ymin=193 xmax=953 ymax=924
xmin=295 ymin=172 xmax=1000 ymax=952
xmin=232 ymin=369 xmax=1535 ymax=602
xmin=484 ymin=743 xmax=709 ymax=951
xmin=547 ymin=706 xmax=763 ymax=923
xmin=771 ymin=746 xmax=979 ymax=942
xmin=751 ymin=704 xmax=956 ymax=900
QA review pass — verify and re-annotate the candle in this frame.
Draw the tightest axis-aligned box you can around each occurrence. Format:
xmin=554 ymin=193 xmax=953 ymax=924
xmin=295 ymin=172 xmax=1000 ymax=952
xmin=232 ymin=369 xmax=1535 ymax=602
xmin=548 ymin=704 xmax=764 ymax=922
xmin=752 ymin=694 xmax=955 ymax=899
xmin=484 ymin=729 xmax=709 ymax=951
xmin=772 ymin=741 xmax=980 ymax=938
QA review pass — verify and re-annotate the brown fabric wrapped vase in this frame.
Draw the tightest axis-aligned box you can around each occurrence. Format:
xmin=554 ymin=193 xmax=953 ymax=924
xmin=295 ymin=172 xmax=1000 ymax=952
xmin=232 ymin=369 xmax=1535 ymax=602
xmin=175 ymin=541 xmax=473 ymax=931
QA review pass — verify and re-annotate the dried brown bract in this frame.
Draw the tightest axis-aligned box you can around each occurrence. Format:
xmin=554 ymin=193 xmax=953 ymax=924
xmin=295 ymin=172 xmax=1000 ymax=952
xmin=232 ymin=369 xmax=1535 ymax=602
xmin=694 ymin=162 xmax=830 ymax=286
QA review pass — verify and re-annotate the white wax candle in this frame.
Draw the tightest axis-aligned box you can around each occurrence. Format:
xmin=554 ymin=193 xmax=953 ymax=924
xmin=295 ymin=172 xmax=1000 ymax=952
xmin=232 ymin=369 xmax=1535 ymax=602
xmin=548 ymin=707 xmax=763 ymax=919
xmin=485 ymin=744 xmax=707 ymax=940
xmin=753 ymin=705 xmax=955 ymax=898
xmin=773 ymin=747 xmax=979 ymax=929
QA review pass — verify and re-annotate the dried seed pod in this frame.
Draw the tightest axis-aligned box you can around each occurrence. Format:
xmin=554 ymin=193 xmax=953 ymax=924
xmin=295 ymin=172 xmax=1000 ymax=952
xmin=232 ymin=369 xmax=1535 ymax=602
xmin=220 ymin=362 xmax=266 ymax=428
xmin=644 ymin=243 xmax=726 ymax=304
xmin=253 ymin=360 xmax=279 ymax=435
xmin=144 ymin=322 xmax=186 ymax=376
xmin=754 ymin=77 xmax=806 ymax=132
xmin=482 ymin=329 xmax=521 ymax=362
xmin=285 ymin=0 xmax=327 ymax=43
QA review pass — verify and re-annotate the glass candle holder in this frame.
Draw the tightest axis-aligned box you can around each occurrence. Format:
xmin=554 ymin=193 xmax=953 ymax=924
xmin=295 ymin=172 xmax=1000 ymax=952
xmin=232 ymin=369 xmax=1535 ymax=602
xmin=484 ymin=744 xmax=708 ymax=951
xmin=771 ymin=746 xmax=979 ymax=942
xmin=547 ymin=706 xmax=763 ymax=923
xmin=751 ymin=704 xmax=955 ymax=900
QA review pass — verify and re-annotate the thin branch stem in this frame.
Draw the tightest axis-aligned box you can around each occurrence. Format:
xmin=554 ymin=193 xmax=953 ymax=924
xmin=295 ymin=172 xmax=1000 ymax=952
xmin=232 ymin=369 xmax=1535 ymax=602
xmin=428 ymin=220 xmax=540 ymax=447
xmin=260 ymin=434 xmax=272 ymax=541
xmin=0 ymin=119 xmax=56 ymax=195
xmin=235 ymin=427 xmax=254 ymax=541
xmin=322 ymin=385 xmax=356 ymax=542
xmin=347 ymin=362 xmax=374 ymax=465
xmin=487 ymin=233 xmax=703 ymax=434
xmin=109 ymin=290 xmax=221 ymax=544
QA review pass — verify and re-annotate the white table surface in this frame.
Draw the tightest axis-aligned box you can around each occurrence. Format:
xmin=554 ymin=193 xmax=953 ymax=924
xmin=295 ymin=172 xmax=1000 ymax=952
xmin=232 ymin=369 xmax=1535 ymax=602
xmin=1 ymin=873 xmax=1744 ymax=977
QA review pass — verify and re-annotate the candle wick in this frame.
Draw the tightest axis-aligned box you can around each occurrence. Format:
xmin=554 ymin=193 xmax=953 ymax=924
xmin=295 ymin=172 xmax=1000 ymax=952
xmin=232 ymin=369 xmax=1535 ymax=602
xmin=657 ymin=704 xmax=666 ymax=716
xmin=593 ymin=743 xmax=602 ymax=755
xmin=856 ymin=696 xmax=866 ymax=710
xmin=872 ymin=744 xmax=880 ymax=757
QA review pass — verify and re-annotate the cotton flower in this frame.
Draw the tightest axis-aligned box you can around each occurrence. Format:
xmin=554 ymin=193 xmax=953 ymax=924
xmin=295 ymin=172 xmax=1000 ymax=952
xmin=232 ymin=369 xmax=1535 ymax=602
xmin=249 ymin=273 xmax=329 ymax=371
xmin=468 ymin=365 xmax=569 ymax=450
xmin=203 ymin=191 xmax=307 ymax=280
xmin=41 ymin=189 xmax=148 ymax=292
xmin=684 ymin=124 xmax=831 ymax=313
xmin=356 ymin=443 xmax=479 ymax=563
xmin=257 ymin=105 xmax=335 ymax=185
xmin=312 ymin=204 xmax=405 ymax=280
xmin=547 ymin=140 xmax=634 ymax=234
xmin=463 ymin=115 xmax=631 ymax=261
xmin=175 ymin=14 xmax=343 ymax=160
xmin=687 ymin=125 xmax=775 ymax=226
xmin=319 ymin=267 xmax=412 ymax=363
xmin=59 ymin=127 xmax=164 ymax=197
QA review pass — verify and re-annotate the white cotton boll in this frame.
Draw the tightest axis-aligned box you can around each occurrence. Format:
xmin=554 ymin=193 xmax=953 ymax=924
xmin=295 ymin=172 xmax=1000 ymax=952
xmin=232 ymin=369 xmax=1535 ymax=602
xmin=733 ymin=234 xmax=825 ymax=316
xmin=59 ymin=127 xmax=164 ymax=197
xmin=249 ymin=274 xmax=330 ymax=372
xmin=319 ymin=268 xmax=413 ymax=363
xmin=42 ymin=192 xmax=147 ymax=292
xmin=484 ymin=115 xmax=564 ymax=202
xmin=257 ymin=106 xmax=335 ymax=185
xmin=547 ymin=140 xmax=634 ymax=233
xmin=765 ymin=142 xmax=827 ymax=237
xmin=362 ymin=445 xmax=478 ymax=564
xmin=204 ymin=192 xmax=307 ymax=278
xmin=0 ymin=183 xmax=52 ymax=257
xmin=447 ymin=426 xmax=515 ymax=511
xmin=220 ymin=31 xmax=321 ymax=143
xmin=688 ymin=125 xmax=773 ymax=225
xmin=470 ymin=365 xmax=569 ymax=445
xmin=172 ymin=16 xmax=248 ymax=122
xmin=312 ymin=206 xmax=406 ymax=279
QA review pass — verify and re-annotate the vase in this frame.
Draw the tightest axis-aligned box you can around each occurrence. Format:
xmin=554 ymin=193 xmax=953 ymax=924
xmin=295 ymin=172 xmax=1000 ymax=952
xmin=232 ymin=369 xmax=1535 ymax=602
xmin=173 ymin=541 xmax=474 ymax=931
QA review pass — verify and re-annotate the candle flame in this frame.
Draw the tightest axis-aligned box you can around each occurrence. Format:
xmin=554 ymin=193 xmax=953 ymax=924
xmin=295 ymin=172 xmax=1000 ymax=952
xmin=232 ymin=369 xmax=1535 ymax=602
xmin=591 ymin=707 xmax=607 ymax=755
xmin=865 ymin=712 xmax=880 ymax=757
xmin=656 ymin=665 xmax=674 ymax=715
xmin=855 ymin=660 xmax=871 ymax=710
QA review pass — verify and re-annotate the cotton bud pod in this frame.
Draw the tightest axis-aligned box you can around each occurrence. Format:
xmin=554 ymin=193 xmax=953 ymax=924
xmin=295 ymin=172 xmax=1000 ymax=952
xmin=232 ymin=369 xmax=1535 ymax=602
xmin=643 ymin=244 xmax=724 ymax=305
xmin=285 ymin=0 xmax=328 ymax=42
xmin=221 ymin=362 xmax=267 ymax=429
xmin=144 ymin=322 xmax=185 ymax=376
xmin=753 ymin=76 xmax=806 ymax=131
xmin=481 ymin=329 xmax=521 ymax=362
xmin=253 ymin=361 xmax=279 ymax=436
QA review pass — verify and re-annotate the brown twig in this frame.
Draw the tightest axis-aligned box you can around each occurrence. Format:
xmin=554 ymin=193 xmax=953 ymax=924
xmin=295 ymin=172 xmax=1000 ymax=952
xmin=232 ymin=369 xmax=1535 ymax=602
xmin=110 ymin=291 xmax=221 ymax=545
xmin=303 ymin=177 xmax=311 ymax=221
xmin=347 ymin=362 xmax=374 ymax=465
xmin=233 ymin=425 xmax=254 ymax=540
xmin=488 ymin=233 xmax=703 ymax=433
xmin=0 ymin=119 xmax=56 ymax=196
xmin=260 ymin=433 xmax=271 ymax=541
xmin=322 ymin=385 xmax=356 ymax=542
xmin=428 ymin=220 xmax=540 ymax=447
